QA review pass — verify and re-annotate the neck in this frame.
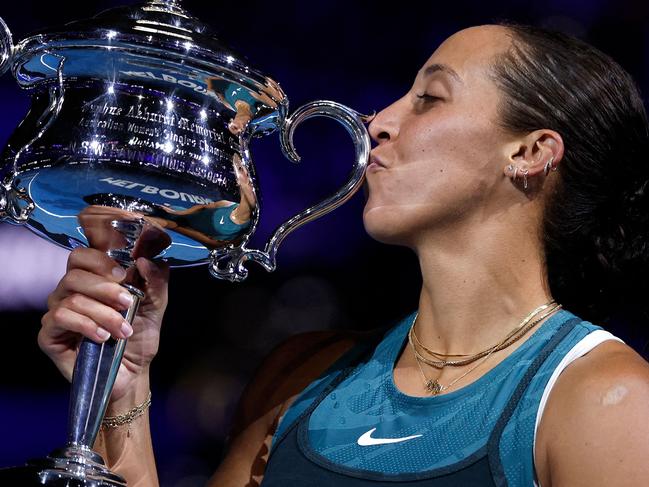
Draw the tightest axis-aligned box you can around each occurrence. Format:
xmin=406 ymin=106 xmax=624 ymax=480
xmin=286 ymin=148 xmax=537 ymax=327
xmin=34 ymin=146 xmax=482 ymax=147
xmin=411 ymin=209 xmax=553 ymax=356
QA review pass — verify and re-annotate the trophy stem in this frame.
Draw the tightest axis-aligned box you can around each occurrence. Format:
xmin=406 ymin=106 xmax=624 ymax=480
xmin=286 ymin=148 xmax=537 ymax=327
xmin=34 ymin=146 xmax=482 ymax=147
xmin=66 ymin=283 xmax=144 ymax=448
xmin=1 ymin=217 xmax=163 ymax=485
xmin=66 ymin=217 xmax=147 ymax=451
xmin=0 ymin=277 xmax=144 ymax=486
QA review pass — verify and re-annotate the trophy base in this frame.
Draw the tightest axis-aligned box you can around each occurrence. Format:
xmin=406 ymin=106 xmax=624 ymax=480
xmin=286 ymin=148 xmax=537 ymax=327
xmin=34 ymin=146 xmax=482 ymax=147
xmin=0 ymin=446 xmax=126 ymax=486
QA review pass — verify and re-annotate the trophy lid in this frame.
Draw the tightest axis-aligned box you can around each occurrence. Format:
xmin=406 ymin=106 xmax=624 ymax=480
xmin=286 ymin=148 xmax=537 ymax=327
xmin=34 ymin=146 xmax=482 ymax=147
xmin=10 ymin=0 xmax=287 ymax=133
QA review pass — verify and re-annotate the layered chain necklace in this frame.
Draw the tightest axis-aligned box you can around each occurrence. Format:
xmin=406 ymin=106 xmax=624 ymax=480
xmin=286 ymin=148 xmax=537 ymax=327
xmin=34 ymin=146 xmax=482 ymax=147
xmin=408 ymin=300 xmax=561 ymax=395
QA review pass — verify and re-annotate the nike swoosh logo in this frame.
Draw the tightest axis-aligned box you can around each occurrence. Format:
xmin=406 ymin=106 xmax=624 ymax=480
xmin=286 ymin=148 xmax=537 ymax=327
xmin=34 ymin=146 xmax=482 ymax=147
xmin=357 ymin=427 xmax=423 ymax=446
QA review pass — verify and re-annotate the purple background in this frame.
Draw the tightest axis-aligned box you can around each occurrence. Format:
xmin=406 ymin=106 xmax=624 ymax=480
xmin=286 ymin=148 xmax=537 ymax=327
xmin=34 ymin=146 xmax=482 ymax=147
xmin=0 ymin=1 xmax=648 ymax=485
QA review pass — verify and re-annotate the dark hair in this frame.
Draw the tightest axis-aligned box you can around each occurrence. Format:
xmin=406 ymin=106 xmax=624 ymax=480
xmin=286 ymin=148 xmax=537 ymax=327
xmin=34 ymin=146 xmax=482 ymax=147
xmin=491 ymin=22 xmax=649 ymax=328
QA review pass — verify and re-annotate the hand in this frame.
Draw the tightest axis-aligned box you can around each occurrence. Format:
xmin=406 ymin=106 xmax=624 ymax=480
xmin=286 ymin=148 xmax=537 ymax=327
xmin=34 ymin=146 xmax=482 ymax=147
xmin=39 ymin=247 xmax=169 ymax=403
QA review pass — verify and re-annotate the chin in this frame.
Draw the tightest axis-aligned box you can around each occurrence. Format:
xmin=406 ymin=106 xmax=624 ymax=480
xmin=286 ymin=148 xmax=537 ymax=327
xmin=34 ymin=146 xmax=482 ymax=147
xmin=362 ymin=205 xmax=412 ymax=246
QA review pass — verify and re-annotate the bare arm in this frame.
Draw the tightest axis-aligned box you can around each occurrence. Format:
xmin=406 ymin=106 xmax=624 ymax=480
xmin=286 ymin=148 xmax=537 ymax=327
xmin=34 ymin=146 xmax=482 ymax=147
xmin=158 ymin=200 xmax=234 ymax=216
xmin=207 ymin=330 xmax=362 ymax=486
xmin=39 ymin=249 xmax=169 ymax=486
xmin=539 ymin=340 xmax=649 ymax=486
xmin=94 ymin=375 xmax=158 ymax=486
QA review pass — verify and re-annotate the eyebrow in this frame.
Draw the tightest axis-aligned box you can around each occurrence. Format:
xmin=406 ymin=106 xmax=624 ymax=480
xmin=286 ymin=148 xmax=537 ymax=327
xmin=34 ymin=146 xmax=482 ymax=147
xmin=423 ymin=63 xmax=463 ymax=84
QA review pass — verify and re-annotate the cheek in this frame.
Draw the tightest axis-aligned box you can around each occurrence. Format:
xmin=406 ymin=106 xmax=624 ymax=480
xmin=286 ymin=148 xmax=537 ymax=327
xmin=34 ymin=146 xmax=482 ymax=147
xmin=406 ymin=99 xmax=499 ymax=168
xmin=364 ymin=165 xmax=433 ymax=213
xmin=363 ymin=109 xmax=504 ymax=240
xmin=362 ymin=156 xmax=498 ymax=242
xmin=362 ymin=168 xmax=441 ymax=243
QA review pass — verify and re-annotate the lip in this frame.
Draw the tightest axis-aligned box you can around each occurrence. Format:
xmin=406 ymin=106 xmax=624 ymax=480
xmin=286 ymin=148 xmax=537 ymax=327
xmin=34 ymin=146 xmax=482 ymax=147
xmin=368 ymin=154 xmax=387 ymax=171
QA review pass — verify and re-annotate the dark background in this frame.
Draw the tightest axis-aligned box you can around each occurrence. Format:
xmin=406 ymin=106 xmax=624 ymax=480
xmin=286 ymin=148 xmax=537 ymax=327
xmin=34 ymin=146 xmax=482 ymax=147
xmin=0 ymin=1 xmax=648 ymax=485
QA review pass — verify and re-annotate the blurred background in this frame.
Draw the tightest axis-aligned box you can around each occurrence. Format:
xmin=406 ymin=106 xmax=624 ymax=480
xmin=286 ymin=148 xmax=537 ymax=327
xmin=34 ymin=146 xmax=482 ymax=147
xmin=0 ymin=0 xmax=647 ymax=485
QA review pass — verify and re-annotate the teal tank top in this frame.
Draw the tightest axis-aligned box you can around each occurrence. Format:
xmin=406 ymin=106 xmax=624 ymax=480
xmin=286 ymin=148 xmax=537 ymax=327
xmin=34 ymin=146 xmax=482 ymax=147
xmin=166 ymin=202 xmax=251 ymax=241
xmin=265 ymin=309 xmax=607 ymax=485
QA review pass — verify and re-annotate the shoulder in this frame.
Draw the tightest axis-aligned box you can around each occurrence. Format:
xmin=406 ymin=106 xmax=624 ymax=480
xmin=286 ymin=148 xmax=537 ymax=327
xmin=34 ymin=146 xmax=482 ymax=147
xmin=211 ymin=330 xmax=369 ymax=486
xmin=538 ymin=337 xmax=649 ymax=486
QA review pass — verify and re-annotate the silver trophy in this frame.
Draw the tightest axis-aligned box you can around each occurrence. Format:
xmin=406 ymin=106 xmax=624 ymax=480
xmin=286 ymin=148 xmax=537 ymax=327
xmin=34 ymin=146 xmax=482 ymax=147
xmin=0 ymin=0 xmax=371 ymax=484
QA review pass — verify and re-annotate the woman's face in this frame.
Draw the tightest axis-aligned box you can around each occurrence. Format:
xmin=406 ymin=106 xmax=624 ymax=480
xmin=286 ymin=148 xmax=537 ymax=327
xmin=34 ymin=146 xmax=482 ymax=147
xmin=363 ymin=25 xmax=516 ymax=247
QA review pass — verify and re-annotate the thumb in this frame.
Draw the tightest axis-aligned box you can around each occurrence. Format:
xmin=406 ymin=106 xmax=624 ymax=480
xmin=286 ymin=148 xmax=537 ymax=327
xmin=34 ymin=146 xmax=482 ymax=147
xmin=135 ymin=257 xmax=170 ymax=296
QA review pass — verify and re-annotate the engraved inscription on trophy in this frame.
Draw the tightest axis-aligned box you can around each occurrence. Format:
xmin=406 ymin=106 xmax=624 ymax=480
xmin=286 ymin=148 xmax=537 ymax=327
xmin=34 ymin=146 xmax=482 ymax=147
xmin=76 ymin=98 xmax=232 ymax=176
xmin=69 ymin=90 xmax=239 ymax=187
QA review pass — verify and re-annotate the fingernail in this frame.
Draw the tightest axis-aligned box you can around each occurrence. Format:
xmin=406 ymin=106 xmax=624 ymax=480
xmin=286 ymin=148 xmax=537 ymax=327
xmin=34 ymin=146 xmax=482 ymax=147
xmin=112 ymin=266 xmax=127 ymax=281
xmin=96 ymin=327 xmax=111 ymax=341
xmin=118 ymin=292 xmax=133 ymax=308
xmin=121 ymin=321 xmax=133 ymax=338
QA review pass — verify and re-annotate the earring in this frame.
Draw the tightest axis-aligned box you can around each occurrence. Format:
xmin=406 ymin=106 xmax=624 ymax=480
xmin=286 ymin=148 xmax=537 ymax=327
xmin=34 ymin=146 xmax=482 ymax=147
xmin=543 ymin=156 xmax=555 ymax=176
xmin=522 ymin=168 xmax=529 ymax=189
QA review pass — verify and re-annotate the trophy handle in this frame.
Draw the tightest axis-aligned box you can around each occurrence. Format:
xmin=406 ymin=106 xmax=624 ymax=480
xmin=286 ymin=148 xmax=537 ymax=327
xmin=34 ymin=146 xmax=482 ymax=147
xmin=0 ymin=16 xmax=14 ymax=77
xmin=0 ymin=16 xmax=17 ymax=222
xmin=0 ymin=51 xmax=65 ymax=224
xmin=209 ymin=100 xmax=372 ymax=282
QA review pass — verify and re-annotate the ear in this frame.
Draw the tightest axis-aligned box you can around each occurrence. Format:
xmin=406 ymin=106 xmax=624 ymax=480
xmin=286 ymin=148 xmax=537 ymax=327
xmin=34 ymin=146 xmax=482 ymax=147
xmin=503 ymin=129 xmax=564 ymax=181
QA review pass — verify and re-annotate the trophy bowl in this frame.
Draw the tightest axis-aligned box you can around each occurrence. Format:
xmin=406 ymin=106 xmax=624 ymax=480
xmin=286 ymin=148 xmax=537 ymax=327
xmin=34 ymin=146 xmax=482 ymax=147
xmin=0 ymin=0 xmax=371 ymax=484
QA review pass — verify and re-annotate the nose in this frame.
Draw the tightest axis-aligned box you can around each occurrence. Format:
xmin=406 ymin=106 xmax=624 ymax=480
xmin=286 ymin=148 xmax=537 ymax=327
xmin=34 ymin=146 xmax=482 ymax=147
xmin=368 ymin=98 xmax=402 ymax=145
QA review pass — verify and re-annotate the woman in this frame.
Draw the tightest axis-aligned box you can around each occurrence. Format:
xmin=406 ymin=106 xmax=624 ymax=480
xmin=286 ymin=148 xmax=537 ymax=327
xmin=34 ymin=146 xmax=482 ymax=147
xmin=145 ymin=154 xmax=257 ymax=248
xmin=38 ymin=23 xmax=649 ymax=486
xmin=205 ymin=74 xmax=283 ymax=134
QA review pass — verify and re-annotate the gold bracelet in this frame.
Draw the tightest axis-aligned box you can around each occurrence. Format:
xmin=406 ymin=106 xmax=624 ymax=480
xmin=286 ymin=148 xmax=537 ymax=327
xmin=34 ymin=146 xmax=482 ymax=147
xmin=101 ymin=391 xmax=152 ymax=434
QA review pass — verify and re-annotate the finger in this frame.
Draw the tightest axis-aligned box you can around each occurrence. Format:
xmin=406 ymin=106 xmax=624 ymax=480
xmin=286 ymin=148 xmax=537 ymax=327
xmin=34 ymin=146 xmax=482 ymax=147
xmin=135 ymin=258 xmax=169 ymax=308
xmin=49 ymin=268 xmax=134 ymax=312
xmin=40 ymin=306 xmax=113 ymax=346
xmin=61 ymin=293 xmax=133 ymax=339
xmin=66 ymin=247 xmax=127 ymax=283
xmin=136 ymin=257 xmax=169 ymax=290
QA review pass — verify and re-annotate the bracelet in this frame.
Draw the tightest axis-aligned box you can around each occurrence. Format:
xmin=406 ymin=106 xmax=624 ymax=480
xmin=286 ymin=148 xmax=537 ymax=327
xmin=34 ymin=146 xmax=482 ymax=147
xmin=101 ymin=391 xmax=152 ymax=435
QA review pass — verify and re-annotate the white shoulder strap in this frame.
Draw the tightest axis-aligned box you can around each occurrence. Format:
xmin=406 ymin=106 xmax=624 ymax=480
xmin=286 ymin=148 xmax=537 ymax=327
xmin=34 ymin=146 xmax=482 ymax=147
xmin=532 ymin=329 xmax=625 ymax=487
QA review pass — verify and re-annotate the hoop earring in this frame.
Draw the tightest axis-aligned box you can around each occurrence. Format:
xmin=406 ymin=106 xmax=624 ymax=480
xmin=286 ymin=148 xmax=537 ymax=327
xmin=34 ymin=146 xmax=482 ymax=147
xmin=522 ymin=168 xmax=529 ymax=189
xmin=543 ymin=156 xmax=555 ymax=176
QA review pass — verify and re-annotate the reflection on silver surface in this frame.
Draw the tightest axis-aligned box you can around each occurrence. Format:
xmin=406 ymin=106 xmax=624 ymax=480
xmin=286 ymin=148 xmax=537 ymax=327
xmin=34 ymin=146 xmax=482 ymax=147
xmin=2 ymin=81 xmax=266 ymax=266
xmin=0 ymin=16 xmax=13 ymax=77
xmin=0 ymin=0 xmax=289 ymax=271
xmin=0 ymin=0 xmax=370 ymax=277
xmin=0 ymin=0 xmax=371 ymax=484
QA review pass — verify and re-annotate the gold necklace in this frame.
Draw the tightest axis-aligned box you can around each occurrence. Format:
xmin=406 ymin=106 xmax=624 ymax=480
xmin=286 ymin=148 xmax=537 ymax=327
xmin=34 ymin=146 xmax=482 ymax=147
xmin=410 ymin=302 xmax=561 ymax=395
xmin=409 ymin=301 xmax=559 ymax=367
xmin=414 ymin=338 xmax=498 ymax=395
xmin=410 ymin=301 xmax=557 ymax=363
xmin=410 ymin=303 xmax=561 ymax=368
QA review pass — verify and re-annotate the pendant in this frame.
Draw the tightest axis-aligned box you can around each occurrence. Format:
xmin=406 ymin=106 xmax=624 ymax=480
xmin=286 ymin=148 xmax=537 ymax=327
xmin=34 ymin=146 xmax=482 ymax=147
xmin=425 ymin=379 xmax=443 ymax=395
